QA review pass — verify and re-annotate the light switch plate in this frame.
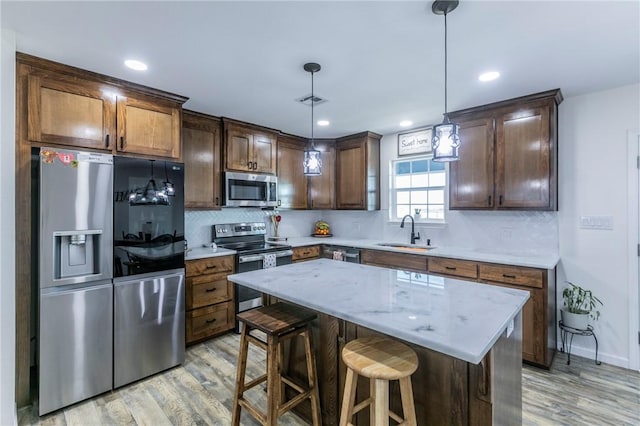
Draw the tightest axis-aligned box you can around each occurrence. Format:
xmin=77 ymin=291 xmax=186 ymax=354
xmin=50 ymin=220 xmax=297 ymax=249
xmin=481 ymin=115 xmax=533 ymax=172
xmin=579 ymin=215 xmax=614 ymax=230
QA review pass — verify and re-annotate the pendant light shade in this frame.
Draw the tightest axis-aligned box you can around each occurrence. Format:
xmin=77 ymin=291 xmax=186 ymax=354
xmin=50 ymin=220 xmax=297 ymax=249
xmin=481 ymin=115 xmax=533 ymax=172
xmin=303 ymin=62 xmax=323 ymax=176
xmin=432 ymin=118 xmax=460 ymax=162
xmin=431 ymin=0 xmax=460 ymax=162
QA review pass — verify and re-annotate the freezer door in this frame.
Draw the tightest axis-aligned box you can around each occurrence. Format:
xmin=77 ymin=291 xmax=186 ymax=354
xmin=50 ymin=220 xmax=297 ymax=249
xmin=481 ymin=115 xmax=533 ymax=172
xmin=114 ymin=270 xmax=185 ymax=388
xmin=39 ymin=282 xmax=113 ymax=415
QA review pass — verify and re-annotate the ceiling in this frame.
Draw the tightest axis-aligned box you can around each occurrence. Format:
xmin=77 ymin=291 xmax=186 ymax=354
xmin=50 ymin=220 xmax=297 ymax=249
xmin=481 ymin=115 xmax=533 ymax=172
xmin=2 ymin=1 xmax=639 ymax=138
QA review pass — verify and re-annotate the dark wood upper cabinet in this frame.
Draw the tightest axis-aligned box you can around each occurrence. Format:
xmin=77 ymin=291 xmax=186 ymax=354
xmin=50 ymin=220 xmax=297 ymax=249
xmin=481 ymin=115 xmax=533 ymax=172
xmin=21 ymin=53 xmax=187 ymax=159
xmin=308 ymin=139 xmax=336 ymax=210
xmin=183 ymin=110 xmax=222 ymax=209
xmin=449 ymin=89 xmax=562 ymax=211
xmin=116 ymin=94 xmax=181 ymax=159
xmin=27 ymin=72 xmax=115 ymax=151
xmin=276 ymin=134 xmax=308 ymax=209
xmin=336 ymin=132 xmax=381 ymax=210
xmin=223 ymin=119 xmax=277 ymax=174
xmin=449 ymin=117 xmax=495 ymax=209
xmin=496 ymin=104 xmax=551 ymax=209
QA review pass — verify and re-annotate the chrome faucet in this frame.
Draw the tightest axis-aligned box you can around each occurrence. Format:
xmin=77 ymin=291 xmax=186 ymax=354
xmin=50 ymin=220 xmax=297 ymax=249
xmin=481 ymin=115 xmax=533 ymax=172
xmin=400 ymin=215 xmax=420 ymax=245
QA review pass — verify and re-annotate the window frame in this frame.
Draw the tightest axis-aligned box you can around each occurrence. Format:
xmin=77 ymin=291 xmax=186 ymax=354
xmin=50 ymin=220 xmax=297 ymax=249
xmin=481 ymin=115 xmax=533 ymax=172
xmin=389 ymin=155 xmax=448 ymax=224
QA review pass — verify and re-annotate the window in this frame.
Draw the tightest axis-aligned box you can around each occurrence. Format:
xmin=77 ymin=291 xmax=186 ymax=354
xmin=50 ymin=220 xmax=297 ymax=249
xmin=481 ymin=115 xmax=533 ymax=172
xmin=390 ymin=156 xmax=446 ymax=222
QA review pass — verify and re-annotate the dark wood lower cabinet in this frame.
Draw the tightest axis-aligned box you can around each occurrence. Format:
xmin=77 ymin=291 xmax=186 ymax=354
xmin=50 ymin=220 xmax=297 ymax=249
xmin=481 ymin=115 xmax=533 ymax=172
xmin=279 ymin=302 xmax=520 ymax=426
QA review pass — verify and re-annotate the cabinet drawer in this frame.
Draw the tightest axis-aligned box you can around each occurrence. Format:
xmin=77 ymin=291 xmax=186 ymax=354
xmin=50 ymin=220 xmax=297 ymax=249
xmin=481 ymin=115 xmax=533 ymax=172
xmin=361 ymin=249 xmax=427 ymax=272
xmin=292 ymin=245 xmax=320 ymax=261
xmin=186 ymin=302 xmax=234 ymax=344
xmin=186 ymin=276 xmax=232 ymax=310
xmin=478 ymin=264 xmax=543 ymax=288
xmin=428 ymin=257 xmax=478 ymax=279
xmin=186 ymin=255 xmax=234 ymax=277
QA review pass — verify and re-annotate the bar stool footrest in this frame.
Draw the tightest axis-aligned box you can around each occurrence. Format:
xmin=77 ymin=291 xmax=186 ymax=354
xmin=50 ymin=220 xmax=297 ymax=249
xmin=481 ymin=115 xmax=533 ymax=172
xmin=242 ymin=374 xmax=267 ymax=392
xmin=238 ymin=399 xmax=267 ymax=424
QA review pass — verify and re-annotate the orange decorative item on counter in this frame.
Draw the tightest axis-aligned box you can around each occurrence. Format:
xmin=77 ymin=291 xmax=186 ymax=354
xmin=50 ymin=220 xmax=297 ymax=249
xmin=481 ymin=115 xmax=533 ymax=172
xmin=313 ymin=221 xmax=332 ymax=237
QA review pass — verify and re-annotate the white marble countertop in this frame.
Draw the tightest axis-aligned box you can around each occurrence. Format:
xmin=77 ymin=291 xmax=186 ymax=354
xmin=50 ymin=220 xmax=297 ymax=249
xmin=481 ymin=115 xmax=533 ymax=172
xmin=228 ymin=259 xmax=529 ymax=364
xmin=185 ymin=246 xmax=236 ymax=260
xmin=285 ymin=237 xmax=559 ymax=269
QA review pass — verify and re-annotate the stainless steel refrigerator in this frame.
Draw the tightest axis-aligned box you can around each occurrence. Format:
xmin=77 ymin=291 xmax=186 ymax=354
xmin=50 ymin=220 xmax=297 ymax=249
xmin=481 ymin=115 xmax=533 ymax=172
xmin=37 ymin=148 xmax=114 ymax=415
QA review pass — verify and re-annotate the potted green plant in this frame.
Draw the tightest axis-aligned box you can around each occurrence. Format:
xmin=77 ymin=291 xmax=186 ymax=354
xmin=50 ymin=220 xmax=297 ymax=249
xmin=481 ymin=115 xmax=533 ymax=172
xmin=561 ymin=281 xmax=603 ymax=330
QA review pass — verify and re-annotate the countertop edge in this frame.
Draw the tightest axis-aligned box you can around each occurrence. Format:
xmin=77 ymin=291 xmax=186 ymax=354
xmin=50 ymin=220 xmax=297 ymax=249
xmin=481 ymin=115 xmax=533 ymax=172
xmin=227 ymin=260 xmax=530 ymax=365
xmin=286 ymin=237 xmax=559 ymax=269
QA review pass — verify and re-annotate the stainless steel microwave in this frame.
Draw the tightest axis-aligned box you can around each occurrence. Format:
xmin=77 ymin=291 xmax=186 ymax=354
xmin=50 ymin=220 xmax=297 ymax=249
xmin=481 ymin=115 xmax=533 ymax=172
xmin=224 ymin=172 xmax=278 ymax=207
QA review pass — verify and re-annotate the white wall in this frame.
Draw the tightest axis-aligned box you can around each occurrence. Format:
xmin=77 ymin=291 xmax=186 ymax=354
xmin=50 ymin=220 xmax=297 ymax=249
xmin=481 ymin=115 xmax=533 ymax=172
xmin=558 ymin=83 xmax=640 ymax=368
xmin=0 ymin=29 xmax=17 ymax=426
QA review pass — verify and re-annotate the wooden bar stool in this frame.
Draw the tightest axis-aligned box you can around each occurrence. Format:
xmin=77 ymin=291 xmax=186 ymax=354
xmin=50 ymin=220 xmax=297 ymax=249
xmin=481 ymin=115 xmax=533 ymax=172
xmin=339 ymin=336 xmax=418 ymax=426
xmin=232 ymin=303 xmax=322 ymax=426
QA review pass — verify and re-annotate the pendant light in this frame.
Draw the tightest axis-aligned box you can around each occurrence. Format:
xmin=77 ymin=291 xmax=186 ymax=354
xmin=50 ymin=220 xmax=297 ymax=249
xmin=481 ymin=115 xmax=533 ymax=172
xmin=431 ymin=0 xmax=460 ymax=162
xmin=302 ymin=62 xmax=322 ymax=176
xmin=129 ymin=160 xmax=170 ymax=206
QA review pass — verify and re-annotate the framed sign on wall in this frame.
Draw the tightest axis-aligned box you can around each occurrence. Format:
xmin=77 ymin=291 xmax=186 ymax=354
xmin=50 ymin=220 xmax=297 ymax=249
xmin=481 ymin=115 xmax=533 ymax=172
xmin=398 ymin=127 xmax=433 ymax=157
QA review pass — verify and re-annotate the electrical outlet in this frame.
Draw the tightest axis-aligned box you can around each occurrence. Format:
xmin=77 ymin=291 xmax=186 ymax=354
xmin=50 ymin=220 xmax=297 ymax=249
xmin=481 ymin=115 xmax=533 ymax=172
xmin=579 ymin=215 xmax=614 ymax=230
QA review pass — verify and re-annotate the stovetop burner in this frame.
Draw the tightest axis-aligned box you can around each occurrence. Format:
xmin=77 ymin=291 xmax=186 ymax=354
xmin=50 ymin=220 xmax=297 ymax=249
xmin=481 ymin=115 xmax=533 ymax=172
xmin=213 ymin=222 xmax=291 ymax=255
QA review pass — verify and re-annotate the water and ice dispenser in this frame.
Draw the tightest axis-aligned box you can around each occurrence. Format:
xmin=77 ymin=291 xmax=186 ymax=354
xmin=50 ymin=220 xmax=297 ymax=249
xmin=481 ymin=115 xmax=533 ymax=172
xmin=53 ymin=230 xmax=103 ymax=279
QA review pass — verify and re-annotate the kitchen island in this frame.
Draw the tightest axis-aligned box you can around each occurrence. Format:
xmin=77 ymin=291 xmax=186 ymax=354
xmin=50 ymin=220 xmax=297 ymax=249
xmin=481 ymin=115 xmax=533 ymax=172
xmin=228 ymin=259 xmax=529 ymax=425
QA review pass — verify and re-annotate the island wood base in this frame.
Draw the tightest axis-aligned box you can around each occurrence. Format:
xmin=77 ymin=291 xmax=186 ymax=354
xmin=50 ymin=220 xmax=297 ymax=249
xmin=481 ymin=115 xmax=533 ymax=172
xmin=269 ymin=299 xmax=523 ymax=426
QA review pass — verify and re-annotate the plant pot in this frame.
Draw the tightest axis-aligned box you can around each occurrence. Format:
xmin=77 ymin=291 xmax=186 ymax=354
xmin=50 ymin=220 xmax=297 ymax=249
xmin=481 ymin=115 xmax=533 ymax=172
xmin=561 ymin=309 xmax=589 ymax=330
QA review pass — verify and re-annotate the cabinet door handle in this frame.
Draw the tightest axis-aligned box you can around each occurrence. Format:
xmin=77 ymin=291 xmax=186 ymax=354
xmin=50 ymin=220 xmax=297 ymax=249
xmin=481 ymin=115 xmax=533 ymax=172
xmin=205 ymin=318 xmax=217 ymax=324
xmin=253 ymin=161 xmax=258 ymax=170
xmin=487 ymin=195 xmax=492 ymax=206
xmin=215 ymin=196 xmax=219 ymax=206
xmin=499 ymin=195 xmax=503 ymax=205
xmin=445 ymin=266 xmax=457 ymax=271
xmin=105 ymin=134 xmax=110 ymax=149
xmin=120 ymin=136 xmax=125 ymax=150
xmin=502 ymin=274 xmax=517 ymax=279
xmin=360 ymin=199 xmax=364 ymax=207
xmin=205 ymin=287 xmax=217 ymax=292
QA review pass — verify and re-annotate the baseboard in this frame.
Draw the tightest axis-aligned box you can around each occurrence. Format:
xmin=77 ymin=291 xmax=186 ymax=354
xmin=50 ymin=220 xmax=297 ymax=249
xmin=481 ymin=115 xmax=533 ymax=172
xmin=556 ymin=342 xmax=630 ymax=370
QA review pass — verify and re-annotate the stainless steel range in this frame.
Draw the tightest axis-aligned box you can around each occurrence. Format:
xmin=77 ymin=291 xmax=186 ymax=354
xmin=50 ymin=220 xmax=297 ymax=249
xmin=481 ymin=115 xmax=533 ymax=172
xmin=213 ymin=222 xmax=293 ymax=331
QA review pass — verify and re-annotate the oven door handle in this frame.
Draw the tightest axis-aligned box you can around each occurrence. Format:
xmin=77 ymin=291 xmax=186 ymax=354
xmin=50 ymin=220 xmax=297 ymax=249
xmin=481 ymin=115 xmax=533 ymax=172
xmin=238 ymin=250 xmax=293 ymax=264
xmin=275 ymin=250 xmax=293 ymax=258
xmin=238 ymin=254 xmax=265 ymax=263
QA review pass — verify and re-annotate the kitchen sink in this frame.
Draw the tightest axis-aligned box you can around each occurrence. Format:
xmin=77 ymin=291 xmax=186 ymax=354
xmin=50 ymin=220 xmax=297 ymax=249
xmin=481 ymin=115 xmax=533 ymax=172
xmin=376 ymin=243 xmax=435 ymax=252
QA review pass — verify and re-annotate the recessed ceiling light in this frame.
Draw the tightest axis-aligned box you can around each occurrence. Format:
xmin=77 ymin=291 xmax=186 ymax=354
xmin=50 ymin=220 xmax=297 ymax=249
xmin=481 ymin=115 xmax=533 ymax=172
xmin=478 ymin=71 xmax=500 ymax=82
xmin=400 ymin=120 xmax=413 ymax=127
xmin=124 ymin=59 xmax=148 ymax=71
xmin=317 ymin=120 xmax=330 ymax=126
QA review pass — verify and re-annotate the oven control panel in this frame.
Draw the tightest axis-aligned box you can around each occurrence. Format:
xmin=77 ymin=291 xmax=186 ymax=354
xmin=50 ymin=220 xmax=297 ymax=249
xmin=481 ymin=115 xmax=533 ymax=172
xmin=213 ymin=222 xmax=267 ymax=237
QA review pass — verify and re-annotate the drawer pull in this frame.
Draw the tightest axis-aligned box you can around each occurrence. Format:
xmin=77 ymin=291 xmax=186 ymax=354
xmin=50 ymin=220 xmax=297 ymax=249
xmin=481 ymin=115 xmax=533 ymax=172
xmin=503 ymin=274 xmax=517 ymax=279
xmin=205 ymin=265 xmax=217 ymax=269
xmin=205 ymin=287 xmax=217 ymax=292
xmin=205 ymin=318 xmax=217 ymax=324
xmin=445 ymin=266 xmax=457 ymax=270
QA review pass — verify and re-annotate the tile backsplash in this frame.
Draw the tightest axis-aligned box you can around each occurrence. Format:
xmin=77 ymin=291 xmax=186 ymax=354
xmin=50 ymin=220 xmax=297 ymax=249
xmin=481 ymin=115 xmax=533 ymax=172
xmin=186 ymin=208 xmax=558 ymax=253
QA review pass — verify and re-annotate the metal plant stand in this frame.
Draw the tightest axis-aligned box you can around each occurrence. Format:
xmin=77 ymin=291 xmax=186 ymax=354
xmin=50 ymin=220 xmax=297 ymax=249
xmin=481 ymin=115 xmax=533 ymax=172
xmin=559 ymin=321 xmax=601 ymax=365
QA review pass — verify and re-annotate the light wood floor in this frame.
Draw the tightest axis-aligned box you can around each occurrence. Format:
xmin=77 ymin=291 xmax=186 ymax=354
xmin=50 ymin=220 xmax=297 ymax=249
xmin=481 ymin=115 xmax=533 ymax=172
xmin=18 ymin=333 xmax=640 ymax=425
